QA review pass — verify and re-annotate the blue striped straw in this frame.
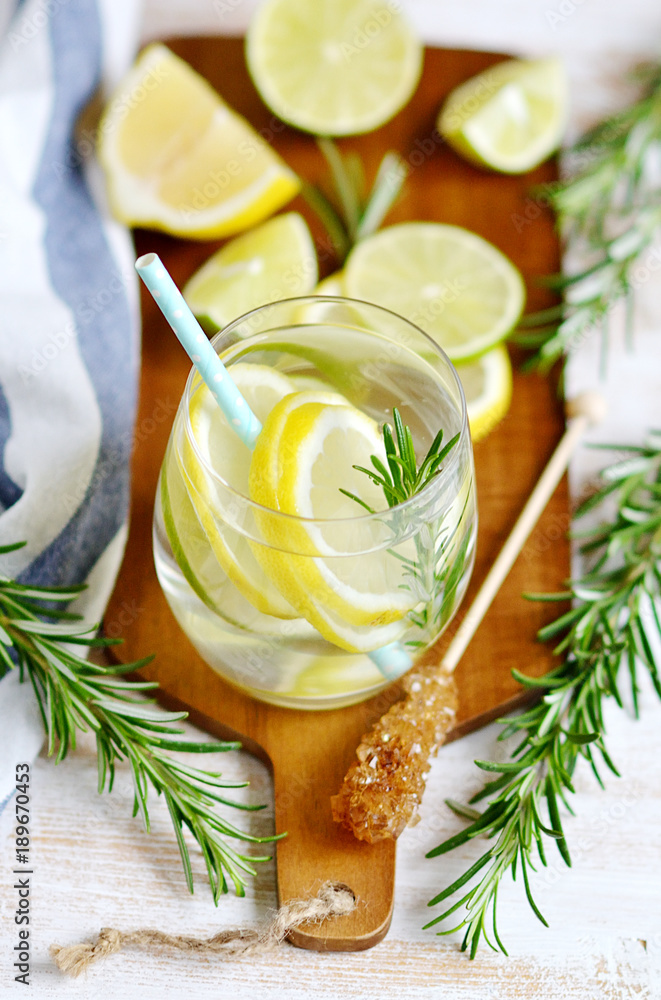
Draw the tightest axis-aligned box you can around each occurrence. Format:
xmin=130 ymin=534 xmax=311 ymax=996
xmin=135 ymin=252 xmax=411 ymax=682
xmin=135 ymin=253 xmax=262 ymax=450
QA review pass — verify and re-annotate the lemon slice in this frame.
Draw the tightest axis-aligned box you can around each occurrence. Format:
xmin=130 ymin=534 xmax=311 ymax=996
xmin=245 ymin=0 xmax=422 ymax=136
xmin=457 ymin=344 xmax=513 ymax=442
xmin=343 ymin=222 xmax=525 ymax=363
xmin=184 ymin=213 xmax=318 ymax=330
xmin=183 ymin=363 xmax=300 ymax=618
xmin=249 ymin=394 xmax=415 ymax=651
xmin=98 ymin=44 xmax=300 ymax=238
xmin=438 ymin=58 xmax=568 ymax=174
xmin=161 ymin=439 xmax=314 ymax=634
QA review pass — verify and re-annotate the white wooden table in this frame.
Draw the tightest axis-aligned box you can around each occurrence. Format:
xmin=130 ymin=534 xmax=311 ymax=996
xmin=3 ymin=1 xmax=661 ymax=996
xmin=1 ymin=672 xmax=660 ymax=998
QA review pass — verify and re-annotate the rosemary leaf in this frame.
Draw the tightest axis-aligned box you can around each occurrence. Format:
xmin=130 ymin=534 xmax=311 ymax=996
xmin=513 ymin=63 xmax=661 ymax=370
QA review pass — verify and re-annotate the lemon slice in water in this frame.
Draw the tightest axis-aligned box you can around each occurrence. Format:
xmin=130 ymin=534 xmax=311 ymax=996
xmin=249 ymin=394 xmax=415 ymax=651
xmin=182 ymin=363 xmax=299 ymax=618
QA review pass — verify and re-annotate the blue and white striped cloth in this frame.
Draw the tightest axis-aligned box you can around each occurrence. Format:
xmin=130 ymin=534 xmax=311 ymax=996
xmin=0 ymin=0 xmax=142 ymax=808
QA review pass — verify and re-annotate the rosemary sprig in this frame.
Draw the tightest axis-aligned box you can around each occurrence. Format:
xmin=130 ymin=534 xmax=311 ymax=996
xmin=341 ymin=408 xmax=466 ymax=641
xmin=340 ymin=407 xmax=459 ymax=512
xmin=424 ymin=431 xmax=661 ymax=957
xmin=514 ymin=62 xmax=661 ymax=372
xmin=304 ymin=138 xmax=407 ymax=261
xmin=0 ymin=541 xmax=279 ymax=901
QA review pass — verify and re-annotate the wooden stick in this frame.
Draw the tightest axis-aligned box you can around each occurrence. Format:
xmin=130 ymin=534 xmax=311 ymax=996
xmin=441 ymin=390 xmax=607 ymax=674
xmin=332 ymin=392 xmax=608 ymax=843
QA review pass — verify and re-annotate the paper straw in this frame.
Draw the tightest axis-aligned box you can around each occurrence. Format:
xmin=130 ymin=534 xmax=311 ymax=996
xmin=135 ymin=253 xmax=262 ymax=450
xmin=135 ymin=252 xmax=411 ymax=682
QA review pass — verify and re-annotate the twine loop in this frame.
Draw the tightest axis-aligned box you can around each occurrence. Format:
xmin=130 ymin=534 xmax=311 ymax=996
xmin=50 ymin=882 xmax=356 ymax=977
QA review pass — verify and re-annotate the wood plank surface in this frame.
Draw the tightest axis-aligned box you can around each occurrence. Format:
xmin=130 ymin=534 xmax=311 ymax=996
xmin=105 ymin=37 xmax=568 ymax=951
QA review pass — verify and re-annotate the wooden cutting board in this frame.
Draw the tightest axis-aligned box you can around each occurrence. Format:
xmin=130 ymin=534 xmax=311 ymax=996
xmin=106 ymin=38 xmax=568 ymax=952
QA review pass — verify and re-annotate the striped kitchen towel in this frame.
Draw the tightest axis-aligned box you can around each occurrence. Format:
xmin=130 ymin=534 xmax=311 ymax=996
xmin=0 ymin=0 xmax=142 ymax=808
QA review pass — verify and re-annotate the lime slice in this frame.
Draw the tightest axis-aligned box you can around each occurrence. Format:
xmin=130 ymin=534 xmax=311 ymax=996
xmin=184 ymin=213 xmax=318 ymax=330
xmin=183 ymin=363 xmax=299 ymax=618
xmin=457 ymin=344 xmax=512 ymax=442
xmin=286 ymin=653 xmax=379 ymax=698
xmin=245 ymin=0 xmax=422 ymax=136
xmin=249 ymin=393 xmax=414 ymax=651
xmin=343 ymin=222 xmax=525 ymax=363
xmin=98 ymin=44 xmax=299 ymax=238
xmin=314 ymin=271 xmax=345 ymax=296
xmin=438 ymin=58 xmax=568 ymax=174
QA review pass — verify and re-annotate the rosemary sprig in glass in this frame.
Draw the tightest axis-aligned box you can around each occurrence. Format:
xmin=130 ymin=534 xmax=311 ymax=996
xmin=424 ymin=431 xmax=661 ymax=957
xmin=0 ymin=540 xmax=279 ymax=901
xmin=514 ymin=62 xmax=661 ymax=372
xmin=304 ymin=138 xmax=407 ymax=262
xmin=340 ymin=408 xmax=469 ymax=641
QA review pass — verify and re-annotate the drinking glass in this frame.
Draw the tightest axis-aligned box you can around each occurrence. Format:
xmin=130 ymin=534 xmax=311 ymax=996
xmin=153 ymin=296 xmax=477 ymax=710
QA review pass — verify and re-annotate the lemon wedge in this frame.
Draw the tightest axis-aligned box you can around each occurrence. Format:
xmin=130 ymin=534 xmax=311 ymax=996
xmin=249 ymin=394 xmax=414 ymax=651
xmin=184 ymin=213 xmax=318 ymax=330
xmin=457 ymin=344 xmax=513 ymax=442
xmin=245 ymin=0 xmax=422 ymax=136
xmin=98 ymin=44 xmax=300 ymax=238
xmin=438 ymin=57 xmax=568 ymax=174
xmin=344 ymin=222 xmax=525 ymax=363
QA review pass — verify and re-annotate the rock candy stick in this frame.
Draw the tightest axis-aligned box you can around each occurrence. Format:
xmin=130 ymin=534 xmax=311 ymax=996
xmin=332 ymin=392 xmax=606 ymax=842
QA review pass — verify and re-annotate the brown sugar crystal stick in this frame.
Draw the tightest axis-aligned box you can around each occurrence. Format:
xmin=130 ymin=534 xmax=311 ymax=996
xmin=331 ymin=391 xmax=607 ymax=842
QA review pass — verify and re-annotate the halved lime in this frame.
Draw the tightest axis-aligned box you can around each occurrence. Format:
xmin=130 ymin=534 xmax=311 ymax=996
xmin=343 ymin=222 xmax=525 ymax=363
xmin=438 ymin=57 xmax=568 ymax=174
xmin=245 ymin=0 xmax=422 ymax=136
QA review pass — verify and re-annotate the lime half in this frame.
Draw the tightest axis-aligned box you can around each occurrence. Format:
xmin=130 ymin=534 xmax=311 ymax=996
xmin=343 ymin=222 xmax=525 ymax=363
xmin=245 ymin=0 xmax=422 ymax=136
